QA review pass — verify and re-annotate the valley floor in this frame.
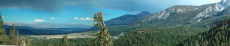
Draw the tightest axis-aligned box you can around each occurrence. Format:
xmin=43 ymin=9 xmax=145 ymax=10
xmin=26 ymin=32 xmax=95 ymax=38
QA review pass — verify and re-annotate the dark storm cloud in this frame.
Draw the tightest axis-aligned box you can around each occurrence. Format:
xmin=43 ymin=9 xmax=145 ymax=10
xmin=0 ymin=0 xmax=176 ymax=12
xmin=0 ymin=0 xmax=64 ymax=11
xmin=0 ymin=0 xmax=93 ymax=11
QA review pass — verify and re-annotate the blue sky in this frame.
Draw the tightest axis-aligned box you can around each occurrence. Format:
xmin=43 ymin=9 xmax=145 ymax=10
xmin=0 ymin=0 xmax=221 ymax=25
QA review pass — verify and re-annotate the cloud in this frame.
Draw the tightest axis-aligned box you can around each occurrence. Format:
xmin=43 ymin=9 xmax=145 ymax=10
xmin=2 ymin=16 xmax=4 ymax=17
xmin=34 ymin=19 xmax=44 ymax=22
xmin=50 ymin=17 xmax=55 ymax=19
xmin=0 ymin=0 xmax=95 ymax=11
xmin=73 ymin=17 xmax=78 ymax=20
xmin=0 ymin=0 xmax=173 ymax=12
xmin=0 ymin=0 xmax=64 ymax=11
xmin=74 ymin=17 xmax=93 ymax=20
xmin=80 ymin=17 xmax=93 ymax=20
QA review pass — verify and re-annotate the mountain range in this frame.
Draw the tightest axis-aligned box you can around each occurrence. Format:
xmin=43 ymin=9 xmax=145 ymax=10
xmin=133 ymin=0 xmax=230 ymax=28
xmin=87 ymin=0 xmax=230 ymax=36
xmin=6 ymin=0 xmax=230 ymax=35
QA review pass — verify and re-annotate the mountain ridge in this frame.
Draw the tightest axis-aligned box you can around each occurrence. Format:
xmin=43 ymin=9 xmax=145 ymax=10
xmin=93 ymin=0 xmax=230 ymax=36
xmin=133 ymin=0 xmax=230 ymax=28
xmin=105 ymin=11 xmax=151 ymax=26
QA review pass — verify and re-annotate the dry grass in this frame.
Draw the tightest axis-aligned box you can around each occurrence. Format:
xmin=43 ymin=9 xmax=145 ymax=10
xmin=27 ymin=32 xmax=95 ymax=38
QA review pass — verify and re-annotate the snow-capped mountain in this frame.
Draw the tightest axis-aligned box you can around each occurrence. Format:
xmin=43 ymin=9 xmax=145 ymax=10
xmin=134 ymin=0 xmax=230 ymax=28
xmin=194 ymin=0 xmax=230 ymax=19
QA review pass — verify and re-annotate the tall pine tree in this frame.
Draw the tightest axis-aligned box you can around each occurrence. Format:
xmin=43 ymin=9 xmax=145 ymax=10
xmin=92 ymin=12 xmax=113 ymax=46
xmin=62 ymin=35 xmax=68 ymax=46
xmin=0 ymin=12 xmax=3 ymax=28
xmin=0 ymin=12 xmax=7 ymax=45
xmin=9 ymin=24 xmax=17 ymax=45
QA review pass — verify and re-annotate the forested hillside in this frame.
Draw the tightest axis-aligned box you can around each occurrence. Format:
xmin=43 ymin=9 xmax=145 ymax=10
xmin=113 ymin=27 xmax=208 ymax=46
xmin=30 ymin=16 xmax=230 ymax=46
xmin=179 ymin=17 xmax=230 ymax=46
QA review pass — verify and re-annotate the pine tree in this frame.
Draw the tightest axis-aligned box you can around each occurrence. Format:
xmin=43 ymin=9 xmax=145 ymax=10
xmin=9 ymin=24 xmax=17 ymax=45
xmin=0 ymin=12 xmax=3 ymax=28
xmin=0 ymin=12 xmax=5 ymax=34
xmin=48 ymin=43 xmax=54 ymax=46
xmin=62 ymin=35 xmax=68 ymax=46
xmin=25 ymin=38 xmax=31 ymax=46
xmin=0 ymin=12 xmax=7 ymax=45
xmin=92 ymin=12 xmax=113 ymax=46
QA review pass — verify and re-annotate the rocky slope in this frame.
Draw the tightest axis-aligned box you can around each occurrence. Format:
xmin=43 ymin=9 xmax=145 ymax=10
xmin=134 ymin=0 xmax=230 ymax=28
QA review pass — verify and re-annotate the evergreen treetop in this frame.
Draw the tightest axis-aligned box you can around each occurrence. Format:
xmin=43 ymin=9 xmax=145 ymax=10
xmin=92 ymin=12 xmax=113 ymax=46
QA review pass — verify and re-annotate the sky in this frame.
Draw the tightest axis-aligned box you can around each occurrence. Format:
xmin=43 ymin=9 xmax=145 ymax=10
xmin=0 ymin=0 xmax=221 ymax=25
